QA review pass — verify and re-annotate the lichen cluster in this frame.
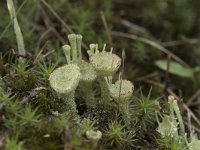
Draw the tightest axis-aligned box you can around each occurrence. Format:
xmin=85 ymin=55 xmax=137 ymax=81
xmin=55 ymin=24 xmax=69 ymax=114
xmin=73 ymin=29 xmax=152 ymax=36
xmin=49 ymin=34 xmax=134 ymax=117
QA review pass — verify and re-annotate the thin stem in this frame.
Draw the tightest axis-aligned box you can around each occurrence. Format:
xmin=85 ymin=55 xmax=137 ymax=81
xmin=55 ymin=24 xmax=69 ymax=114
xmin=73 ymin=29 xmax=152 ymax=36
xmin=76 ymin=34 xmax=82 ymax=60
xmin=119 ymin=101 xmax=131 ymax=126
xmin=99 ymin=77 xmax=110 ymax=106
xmin=79 ymin=82 xmax=96 ymax=108
xmin=62 ymin=45 xmax=71 ymax=63
xmin=61 ymin=92 xmax=77 ymax=115
xmin=172 ymin=100 xmax=187 ymax=144
xmin=68 ymin=34 xmax=77 ymax=61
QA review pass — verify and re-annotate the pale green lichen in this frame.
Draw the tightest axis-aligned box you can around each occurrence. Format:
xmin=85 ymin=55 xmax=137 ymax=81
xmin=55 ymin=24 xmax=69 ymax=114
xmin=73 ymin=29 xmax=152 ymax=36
xmin=157 ymin=114 xmax=179 ymax=138
xmin=109 ymin=80 xmax=134 ymax=102
xmin=168 ymin=95 xmax=187 ymax=143
xmin=90 ymin=51 xmax=121 ymax=76
xmin=87 ymin=44 xmax=97 ymax=57
xmin=98 ymin=77 xmax=110 ymax=105
xmin=67 ymin=34 xmax=83 ymax=62
xmin=86 ymin=130 xmax=102 ymax=141
xmin=62 ymin=45 xmax=71 ymax=64
xmin=156 ymin=95 xmax=188 ymax=147
xmin=76 ymin=60 xmax=97 ymax=82
xmin=86 ymin=130 xmax=102 ymax=147
xmin=88 ymin=44 xmax=121 ymax=105
xmin=76 ymin=60 xmax=97 ymax=108
xmin=64 ymin=34 xmax=97 ymax=82
xmin=109 ymin=79 xmax=134 ymax=125
xmin=76 ymin=34 xmax=83 ymax=59
xmin=64 ymin=34 xmax=97 ymax=108
xmin=188 ymin=135 xmax=200 ymax=150
xmin=68 ymin=34 xmax=78 ymax=61
xmin=49 ymin=64 xmax=81 ymax=114
xmin=49 ymin=64 xmax=80 ymax=94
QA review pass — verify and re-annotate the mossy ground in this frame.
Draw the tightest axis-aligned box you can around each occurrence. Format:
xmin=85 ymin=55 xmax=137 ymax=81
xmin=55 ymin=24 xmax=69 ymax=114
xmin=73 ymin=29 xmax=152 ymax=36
xmin=0 ymin=0 xmax=200 ymax=149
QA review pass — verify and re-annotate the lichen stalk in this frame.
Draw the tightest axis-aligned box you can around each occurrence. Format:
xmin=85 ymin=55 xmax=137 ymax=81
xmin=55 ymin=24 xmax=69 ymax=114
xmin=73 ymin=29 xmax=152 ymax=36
xmin=119 ymin=101 xmax=131 ymax=125
xmin=62 ymin=45 xmax=71 ymax=63
xmin=99 ymin=77 xmax=110 ymax=105
xmin=168 ymin=96 xmax=188 ymax=145
xmin=76 ymin=34 xmax=82 ymax=60
xmin=68 ymin=34 xmax=77 ymax=61
xmin=172 ymin=100 xmax=187 ymax=144
xmin=79 ymin=81 xmax=96 ymax=108
xmin=60 ymin=91 xmax=77 ymax=115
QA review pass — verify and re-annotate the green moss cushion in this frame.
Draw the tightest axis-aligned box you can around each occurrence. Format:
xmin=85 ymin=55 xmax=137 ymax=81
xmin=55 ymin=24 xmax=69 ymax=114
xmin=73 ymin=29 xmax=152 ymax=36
xmin=49 ymin=64 xmax=81 ymax=94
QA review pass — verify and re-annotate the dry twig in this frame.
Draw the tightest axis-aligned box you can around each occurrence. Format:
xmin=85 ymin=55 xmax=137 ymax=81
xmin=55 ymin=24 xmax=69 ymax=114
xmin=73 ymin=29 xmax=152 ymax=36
xmin=101 ymin=11 xmax=113 ymax=46
xmin=112 ymin=31 xmax=190 ymax=67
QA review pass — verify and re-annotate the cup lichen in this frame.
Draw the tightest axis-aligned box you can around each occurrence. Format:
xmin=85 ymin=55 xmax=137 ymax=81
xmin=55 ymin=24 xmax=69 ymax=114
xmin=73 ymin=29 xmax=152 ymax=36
xmin=109 ymin=79 xmax=134 ymax=125
xmin=49 ymin=64 xmax=81 ymax=114
xmin=64 ymin=34 xmax=97 ymax=108
xmin=89 ymin=50 xmax=121 ymax=77
xmin=86 ymin=130 xmax=102 ymax=141
xmin=88 ymin=44 xmax=121 ymax=105
xmin=109 ymin=79 xmax=134 ymax=102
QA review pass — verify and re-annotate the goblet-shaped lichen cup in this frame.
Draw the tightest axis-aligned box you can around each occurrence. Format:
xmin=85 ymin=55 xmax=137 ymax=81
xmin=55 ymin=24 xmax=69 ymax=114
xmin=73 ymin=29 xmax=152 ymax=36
xmin=109 ymin=80 xmax=134 ymax=101
xmin=89 ymin=45 xmax=121 ymax=105
xmin=86 ymin=130 xmax=102 ymax=147
xmin=109 ymin=80 xmax=134 ymax=125
xmin=49 ymin=64 xmax=81 ymax=115
xmin=90 ymin=51 xmax=121 ymax=77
